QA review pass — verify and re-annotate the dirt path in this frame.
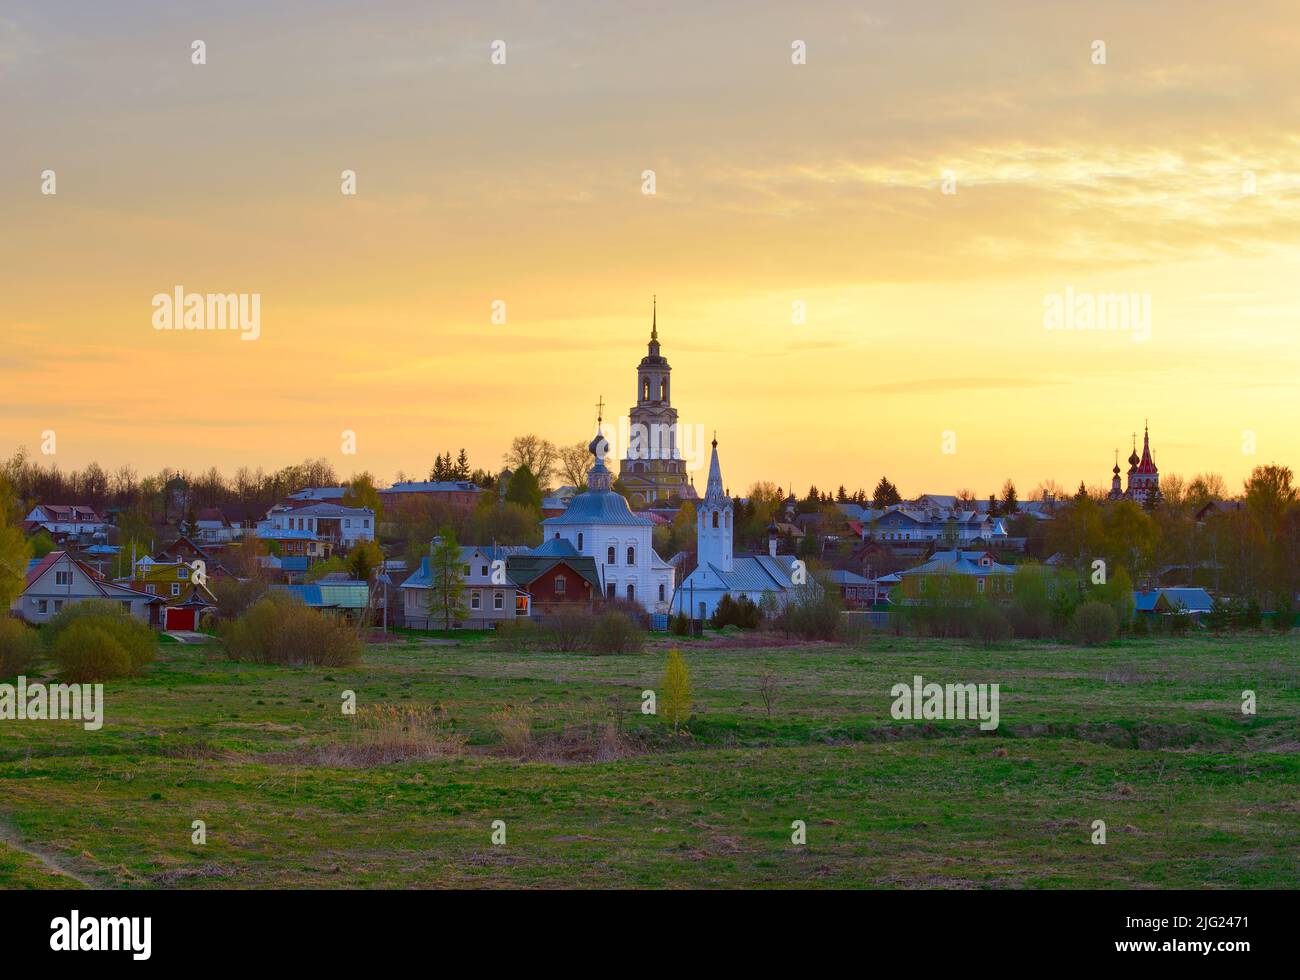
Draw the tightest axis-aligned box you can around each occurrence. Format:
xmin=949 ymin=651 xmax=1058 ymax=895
xmin=0 ymin=818 xmax=103 ymax=889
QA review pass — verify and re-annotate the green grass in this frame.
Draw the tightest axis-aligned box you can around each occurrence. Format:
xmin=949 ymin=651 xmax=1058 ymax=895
xmin=0 ymin=632 xmax=1296 ymax=889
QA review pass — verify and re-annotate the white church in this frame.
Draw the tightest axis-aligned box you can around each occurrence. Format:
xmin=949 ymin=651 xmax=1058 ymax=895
xmin=538 ymin=426 xmax=676 ymax=613
xmin=671 ymin=437 xmax=802 ymax=620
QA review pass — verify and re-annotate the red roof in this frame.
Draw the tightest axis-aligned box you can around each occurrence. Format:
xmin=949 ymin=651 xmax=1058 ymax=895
xmin=1136 ymin=426 xmax=1158 ymax=475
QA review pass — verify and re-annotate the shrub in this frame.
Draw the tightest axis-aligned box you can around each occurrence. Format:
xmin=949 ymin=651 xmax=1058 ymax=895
xmin=660 ymin=649 xmax=692 ymax=733
xmin=670 ymin=611 xmax=691 ymax=636
xmin=711 ymin=593 xmax=760 ymax=629
xmin=211 ymin=576 xmax=269 ymax=621
xmin=219 ymin=592 xmax=361 ymax=666
xmin=0 ymin=617 xmax=42 ymax=679
xmin=774 ymin=581 xmax=842 ymax=640
xmin=51 ymin=621 xmax=132 ymax=682
xmin=600 ymin=597 xmax=649 ymax=628
xmin=972 ymin=603 xmax=1012 ymax=647
xmin=1072 ymin=600 xmax=1118 ymax=646
xmin=495 ymin=618 xmax=540 ymax=653
xmin=591 ymin=611 xmax=644 ymax=655
xmin=544 ymin=607 xmax=595 ymax=652
xmin=42 ymin=600 xmax=155 ymax=674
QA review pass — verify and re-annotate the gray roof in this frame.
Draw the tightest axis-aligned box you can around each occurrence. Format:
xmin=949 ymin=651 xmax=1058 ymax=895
xmin=541 ymin=489 xmax=653 ymax=527
xmin=899 ymin=549 xmax=1015 ymax=577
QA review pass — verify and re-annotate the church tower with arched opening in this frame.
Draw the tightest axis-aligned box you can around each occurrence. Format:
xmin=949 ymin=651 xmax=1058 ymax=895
xmin=618 ymin=298 xmax=695 ymax=505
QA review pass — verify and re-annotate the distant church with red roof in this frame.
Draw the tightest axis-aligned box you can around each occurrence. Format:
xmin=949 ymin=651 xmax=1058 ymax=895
xmin=1108 ymin=422 xmax=1162 ymax=506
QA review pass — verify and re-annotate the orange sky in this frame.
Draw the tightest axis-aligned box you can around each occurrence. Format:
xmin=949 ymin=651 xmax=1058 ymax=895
xmin=3 ymin=1 xmax=1299 ymax=498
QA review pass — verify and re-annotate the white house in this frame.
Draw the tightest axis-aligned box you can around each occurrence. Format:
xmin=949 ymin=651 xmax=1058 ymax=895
xmin=14 ymin=551 xmax=162 ymax=625
xmin=261 ymin=502 xmax=375 ymax=547
xmin=670 ymin=439 xmax=801 ymax=620
xmin=539 ymin=427 xmax=674 ymax=613
xmin=23 ymin=504 xmax=108 ymax=539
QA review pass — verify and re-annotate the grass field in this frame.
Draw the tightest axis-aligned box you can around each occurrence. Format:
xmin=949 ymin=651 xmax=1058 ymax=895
xmin=1 ymin=631 xmax=1296 ymax=889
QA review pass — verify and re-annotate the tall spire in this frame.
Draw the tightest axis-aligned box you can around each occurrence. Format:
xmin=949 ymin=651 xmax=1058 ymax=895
xmin=651 ymin=295 xmax=657 ymax=342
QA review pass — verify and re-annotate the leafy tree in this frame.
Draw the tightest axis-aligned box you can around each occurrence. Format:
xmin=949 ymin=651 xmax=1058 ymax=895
xmin=346 ymin=539 xmax=384 ymax=582
xmin=504 ymin=464 xmax=543 ymax=513
xmin=426 ymin=526 xmax=467 ymax=633
xmin=343 ymin=472 xmax=383 ymax=524
xmin=0 ymin=479 xmax=31 ymax=613
xmin=660 ymin=648 xmax=693 ymax=733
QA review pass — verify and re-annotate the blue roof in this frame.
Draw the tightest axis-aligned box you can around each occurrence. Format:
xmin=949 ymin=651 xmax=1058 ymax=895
xmin=270 ymin=582 xmax=369 ymax=609
xmin=900 ymin=550 xmax=1014 ymax=577
xmin=1134 ymin=588 xmax=1213 ymax=613
xmin=532 ymin=537 xmax=580 ymax=557
xmin=541 ymin=490 xmax=652 ymax=527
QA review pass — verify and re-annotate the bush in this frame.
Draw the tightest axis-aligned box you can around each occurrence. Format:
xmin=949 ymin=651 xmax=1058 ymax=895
xmin=495 ymin=618 xmax=540 ymax=653
xmin=1072 ymin=601 xmax=1118 ymax=646
xmin=42 ymin=600 xmax=155 ymax=674
xmin=591 ymin=611 xmax=644 ymax=655
xmin=0 ymin=617 xmax=42 ymax=679
xmin=972 ymin=604 xmax=1012 ymax=647
xmin=670 ymin=611 xmax=691 ymax=636
xmin=711 ymin=593 xmax=760 ymax=629
xmin=774 ymin=581 xmax=842 ymax=640
xmin=51 ymin=621 xmax=132 ymax=682
xmin=219 ymin=592 xmax=362 ymax=666
xmin=211 ymin=576 xmax=269 ymax=621
xmin=599 ymin=597 xmax=649 ymax=628
xmin=544 ymin=607 xmax=595 ymax=652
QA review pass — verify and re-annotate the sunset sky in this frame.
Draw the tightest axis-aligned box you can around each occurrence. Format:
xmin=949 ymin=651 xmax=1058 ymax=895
xmin=3 ymin=0 xmax=1300 ymax=498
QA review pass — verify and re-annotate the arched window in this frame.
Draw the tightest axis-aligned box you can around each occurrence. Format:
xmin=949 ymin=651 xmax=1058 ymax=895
xmin=626 ymin=583 xmax=635 ymax=601
xmin=724 ymin=512 xmax=730 ymax=529
xmin=712 ymin=512 xmax=719 ymax=528
xmin=643 ymin=379 xmax=649 ymax=401
xmin=607 ymin=546 xmax=616 ymax=565
xmin=626 ymin=545 xmax=635 ymax=565
xmin=658 ymin=583 xmax=665 ymax=602
xmin=659 ymin=380 xmax=666 ymax=400
xmin=577 ymin=533 xmax=584 ymax=551
xmin=606 ymin=583 xmax=616 ymax=599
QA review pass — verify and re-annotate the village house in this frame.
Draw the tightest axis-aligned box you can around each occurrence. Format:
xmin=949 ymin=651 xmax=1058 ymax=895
xmin=895 ymin=549 xmax=1017 ymax=603
xmin=261 ymin=502 xmax=374 ymax=548
xmin=378 ymin=480 xmax=483 ymax=515
xmin=22 ymin=504 xmax=109 ymax=541
xmin=400 ymin=544 xmax=532 ymax=629
xmin=13 ymin=551 xmax=163 ymax=626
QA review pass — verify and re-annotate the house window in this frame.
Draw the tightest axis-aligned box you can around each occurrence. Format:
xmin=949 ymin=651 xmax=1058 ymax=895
xmin=463 ymin=565 xmax=471 ymax=576
xmin=56 ymin=570 xmax=70 ymax=586
xmin=345 ymin=519 xmax=352 ymax=528
xmin=36 ymin=599 xmax=47 ymax=614
xmin=471 ymin=591 xmax=481 ymax=610
xmin=659 ymin=583 xmax=666 ymax=602
xmin=178 ymin=567 xmax=188 ymax=579
xmin=607 ymin=583 xmax=616 ymax=599
xmin=54 ymin=600 xmax=63 ymax=612
xmin=626 ymin=583 xmax=635 ymax=602
xmin=515 ymin=595 xmax=528 ymax=616
xmin=626 ymin=546 xmax=635 ymax=565
xmin=1005 ymin=578 xmax=1014 ymax=594
xmin=171 ymin=583 xmax=181 ymax=597
xmin=481 ymin=565 xmax=489 ymax=576
xmin=364 ymin=519 xmax=370 ymax=528
xmin=555 ymin=576 xmax=567 ymax=595
xmin=607 ymin=546 xmax=616 ymax=565
xmin=146 ymin=584 xmax=157 ymax=595
xmin=577 ymin=533 xmax=583 ymax=551
xmin=494 ymin=591 xmax=504 ymax=610
xmin=976 ymin=579 xmax=985 ymax=594
xmin=712 ymin=512 xmax=719 ymax=528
